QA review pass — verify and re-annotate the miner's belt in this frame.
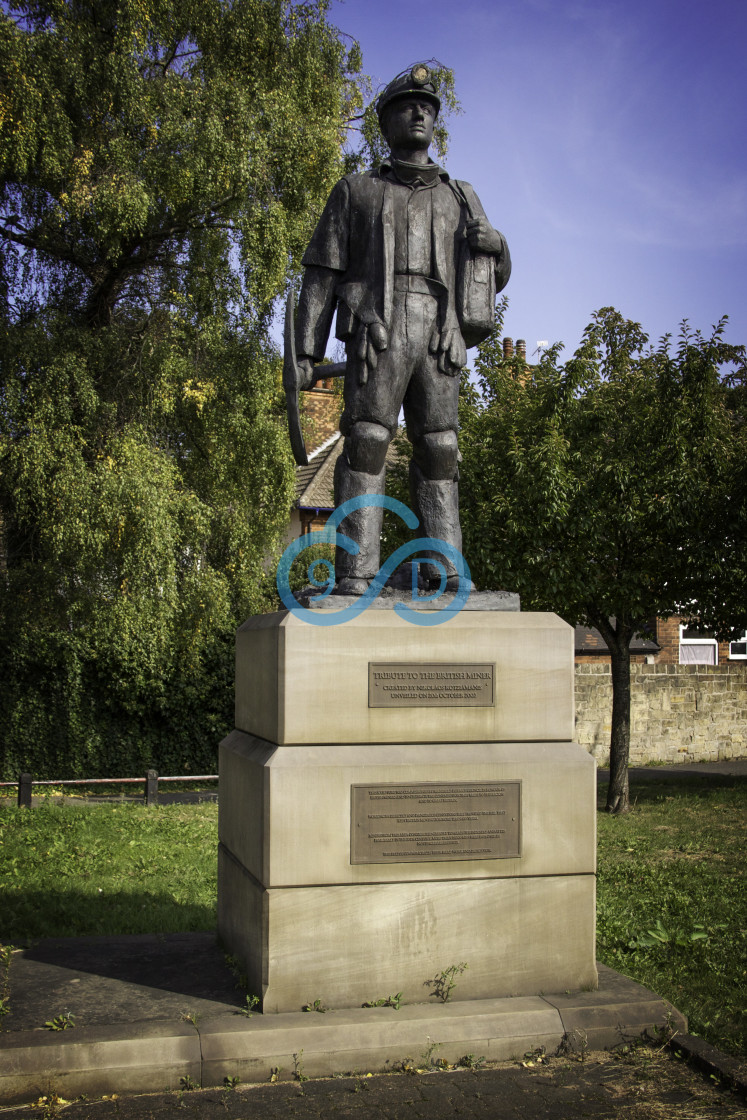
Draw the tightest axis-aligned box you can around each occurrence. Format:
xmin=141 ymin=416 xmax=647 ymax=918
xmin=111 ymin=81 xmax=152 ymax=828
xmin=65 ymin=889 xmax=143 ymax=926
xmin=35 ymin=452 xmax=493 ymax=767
xmin=393 ymin=274 xmax=442 ymax=298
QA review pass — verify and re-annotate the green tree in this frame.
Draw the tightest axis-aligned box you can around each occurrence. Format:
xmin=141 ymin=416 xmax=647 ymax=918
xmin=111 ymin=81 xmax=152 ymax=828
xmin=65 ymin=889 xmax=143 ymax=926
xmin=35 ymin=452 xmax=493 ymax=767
xmin=0 ymin=0 xmax=363 ymax=778
xmin=459 ymin=307 xmax=746 ymax=813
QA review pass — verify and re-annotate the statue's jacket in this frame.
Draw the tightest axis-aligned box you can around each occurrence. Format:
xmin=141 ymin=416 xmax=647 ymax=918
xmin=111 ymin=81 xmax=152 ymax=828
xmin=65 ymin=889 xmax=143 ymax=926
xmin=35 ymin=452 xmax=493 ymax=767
xmin=297 ymin=166 xmax=511 ymax=362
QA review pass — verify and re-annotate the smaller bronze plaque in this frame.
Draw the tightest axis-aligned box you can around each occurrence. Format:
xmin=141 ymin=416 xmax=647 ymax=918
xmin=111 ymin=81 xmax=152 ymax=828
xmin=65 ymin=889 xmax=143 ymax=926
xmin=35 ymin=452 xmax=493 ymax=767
xmin=351 ymin=781 xmax=521 ymax=864
xmin=369 ymin=663 xmax=494 ymax=708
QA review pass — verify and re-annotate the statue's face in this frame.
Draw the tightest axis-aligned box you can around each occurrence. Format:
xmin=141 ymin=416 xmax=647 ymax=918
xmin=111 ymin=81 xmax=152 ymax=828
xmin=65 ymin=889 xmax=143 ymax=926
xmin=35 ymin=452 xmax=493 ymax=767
xmin=383 ymin=97 xmax=436 ymax=152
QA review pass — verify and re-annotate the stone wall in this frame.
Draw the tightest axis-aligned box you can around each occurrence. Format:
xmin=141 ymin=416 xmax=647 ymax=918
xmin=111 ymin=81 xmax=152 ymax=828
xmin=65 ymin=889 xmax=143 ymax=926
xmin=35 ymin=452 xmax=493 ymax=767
xmin=574 ymin=662 xmax=747 ymax=765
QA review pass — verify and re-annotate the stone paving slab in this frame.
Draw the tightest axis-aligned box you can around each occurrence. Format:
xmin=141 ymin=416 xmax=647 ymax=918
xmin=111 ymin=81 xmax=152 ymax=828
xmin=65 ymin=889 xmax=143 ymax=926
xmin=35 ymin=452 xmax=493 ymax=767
xmin=672 ymin=1032 xmax=747 ymax=1095
xmin=198 ymin=996 xmax=565 ymax=1087
xmin=2 ymin=933 xmax=244 ymax=1030
xmin=0 ymin=1046 xmax=744 ymax=1120
xmin=0 ymin=1020 xmax=201 ymax=1102
xmin=541 ymin=964 xmax=684 ymax=1052
xmin=0 ymin=932 xmax=689 ymax=1104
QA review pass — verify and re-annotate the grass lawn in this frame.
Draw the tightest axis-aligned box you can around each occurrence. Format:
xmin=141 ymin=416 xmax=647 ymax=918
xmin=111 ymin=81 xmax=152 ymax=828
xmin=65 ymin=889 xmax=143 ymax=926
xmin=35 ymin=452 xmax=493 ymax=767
xmin=0 ymin=800 xmax=217 ymax=938
xmin=1 ymin=776 xmax=745 ymax=1058
xmin=596 ymin=775 xmax=746 ymax=1059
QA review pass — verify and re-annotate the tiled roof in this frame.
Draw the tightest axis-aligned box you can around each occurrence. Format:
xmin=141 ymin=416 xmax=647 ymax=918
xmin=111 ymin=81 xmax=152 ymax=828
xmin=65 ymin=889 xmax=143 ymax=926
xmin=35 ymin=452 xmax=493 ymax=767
xmin=296 ymin=433 xmax=342 ymax=509
xmin=295 ymin=432 xmax=406 ymax=510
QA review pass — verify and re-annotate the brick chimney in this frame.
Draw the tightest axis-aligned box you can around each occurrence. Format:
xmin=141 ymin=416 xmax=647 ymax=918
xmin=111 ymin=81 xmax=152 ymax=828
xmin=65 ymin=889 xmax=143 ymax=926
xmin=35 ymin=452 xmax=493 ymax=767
xmin=502 ymin=337 xmax=514 ymax=358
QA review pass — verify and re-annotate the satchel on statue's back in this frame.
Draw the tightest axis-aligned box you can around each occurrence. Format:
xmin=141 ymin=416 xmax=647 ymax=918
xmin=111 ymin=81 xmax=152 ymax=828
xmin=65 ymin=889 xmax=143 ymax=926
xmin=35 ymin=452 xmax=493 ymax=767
xmin=450 ymin=180 xmax=496 ymax=348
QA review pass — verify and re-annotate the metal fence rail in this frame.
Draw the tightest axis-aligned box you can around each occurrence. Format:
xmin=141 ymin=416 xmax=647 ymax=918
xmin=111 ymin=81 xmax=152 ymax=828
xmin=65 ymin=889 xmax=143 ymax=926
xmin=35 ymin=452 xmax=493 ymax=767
xmin=0 ymin=771 xmax=218 ymax=807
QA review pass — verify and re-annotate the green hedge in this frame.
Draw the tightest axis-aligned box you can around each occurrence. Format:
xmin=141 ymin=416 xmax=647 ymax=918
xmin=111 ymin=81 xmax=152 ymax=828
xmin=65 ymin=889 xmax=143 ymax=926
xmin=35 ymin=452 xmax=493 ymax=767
xmin=0 ymin=629 xmax=234 ymax=780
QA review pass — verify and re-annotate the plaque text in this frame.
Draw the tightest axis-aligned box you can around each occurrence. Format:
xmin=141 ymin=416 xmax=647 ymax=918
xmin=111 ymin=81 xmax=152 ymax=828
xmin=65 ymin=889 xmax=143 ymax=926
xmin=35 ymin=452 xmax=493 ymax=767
xmin=369 ymin=662 xmax=495 ymax=708
xmin=351 ymin=781 xmax=521 ymax=864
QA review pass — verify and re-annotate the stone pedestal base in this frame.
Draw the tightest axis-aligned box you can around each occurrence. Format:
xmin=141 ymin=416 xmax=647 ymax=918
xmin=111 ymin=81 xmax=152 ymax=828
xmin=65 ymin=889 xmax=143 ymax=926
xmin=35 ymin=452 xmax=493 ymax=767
xmin=217 ymin=733 xmax=597 ymax=1013
xmin=218 ymin=608 xmax=596 ymax=1014
xmin=219 ymin=847 xmax=596 ymax=1013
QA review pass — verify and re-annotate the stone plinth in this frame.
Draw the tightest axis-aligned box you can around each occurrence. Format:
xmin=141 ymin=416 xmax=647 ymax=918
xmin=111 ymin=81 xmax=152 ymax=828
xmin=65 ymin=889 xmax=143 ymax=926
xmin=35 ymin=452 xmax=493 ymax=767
xmin=235 ymin=609 xmax=574 ymax=745
xmin=218 ymin=609 xmax=597 ymax=1014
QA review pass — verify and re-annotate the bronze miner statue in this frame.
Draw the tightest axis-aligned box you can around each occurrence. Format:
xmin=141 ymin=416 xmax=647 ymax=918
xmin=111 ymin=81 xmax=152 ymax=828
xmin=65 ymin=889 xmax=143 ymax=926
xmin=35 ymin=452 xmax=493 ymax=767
xmin=285 ymin=64 xmax=511 ymax=595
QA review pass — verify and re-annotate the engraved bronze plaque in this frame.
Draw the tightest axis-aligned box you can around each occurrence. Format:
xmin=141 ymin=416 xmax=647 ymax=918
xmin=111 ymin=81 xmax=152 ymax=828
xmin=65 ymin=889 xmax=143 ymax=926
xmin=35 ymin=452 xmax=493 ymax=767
xmin=351 ymin=780 xmax=521 ymax=864
xmin=368 ymin=663 xmax=494 ymax=708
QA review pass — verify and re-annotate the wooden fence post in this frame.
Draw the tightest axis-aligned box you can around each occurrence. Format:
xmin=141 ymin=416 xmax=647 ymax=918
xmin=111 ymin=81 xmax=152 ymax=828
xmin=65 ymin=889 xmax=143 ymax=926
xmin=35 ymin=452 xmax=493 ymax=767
xmin=145 ymin=770 xmax=159 ymax=807
xmin=18 ymin=773 xmax=32 ymax=808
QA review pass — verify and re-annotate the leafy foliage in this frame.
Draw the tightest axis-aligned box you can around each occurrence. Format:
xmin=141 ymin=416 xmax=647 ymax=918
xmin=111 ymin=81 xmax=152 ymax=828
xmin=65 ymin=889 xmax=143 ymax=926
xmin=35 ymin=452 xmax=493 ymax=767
xmin=460 ymin=306 xmax=746 ymax=810
xmin=0 ymin=0 xmax=361 ymax=313
xmin=0 ymin=0 xmax=364 ymax=778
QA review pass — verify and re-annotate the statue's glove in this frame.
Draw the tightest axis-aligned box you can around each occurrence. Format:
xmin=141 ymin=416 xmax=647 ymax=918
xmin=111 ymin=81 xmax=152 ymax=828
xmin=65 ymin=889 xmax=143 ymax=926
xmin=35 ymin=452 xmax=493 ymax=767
xmin=429 ymin=318 xmax=467 ymax=376
xmin=354 ymin=320 xmax=388 ymax=384
xmin=466 ymin=218 xmax=505 ymax=255
xmin=296 ymin=357 xmax=315 ymax=391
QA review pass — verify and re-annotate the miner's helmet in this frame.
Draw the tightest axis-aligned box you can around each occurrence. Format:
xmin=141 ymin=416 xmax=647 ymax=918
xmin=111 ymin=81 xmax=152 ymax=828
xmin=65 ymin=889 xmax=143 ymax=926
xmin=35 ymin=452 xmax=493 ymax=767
xmin=375 ymin=64 xmax=441 ymax=125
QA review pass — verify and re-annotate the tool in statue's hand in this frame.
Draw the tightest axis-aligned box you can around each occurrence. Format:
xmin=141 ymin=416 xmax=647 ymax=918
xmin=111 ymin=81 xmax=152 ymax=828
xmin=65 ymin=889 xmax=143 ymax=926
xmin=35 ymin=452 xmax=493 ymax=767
xmin=283 ymin=290 xmax=345 ymax=467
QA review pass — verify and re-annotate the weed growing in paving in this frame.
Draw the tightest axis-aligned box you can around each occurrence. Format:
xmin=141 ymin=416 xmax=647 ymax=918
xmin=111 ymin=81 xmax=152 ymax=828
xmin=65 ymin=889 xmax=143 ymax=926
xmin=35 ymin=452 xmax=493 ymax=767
xmin=293 ymin=1050 xmax=308 ymax=1082
xmin=520 ymin=1045 xmax=547 ymax=1068
xmin=395 ymin=1040 xmax=486 ymax=1074
xmin=237 ymin=994 xmax=260 ymax=1017
xmin=596 ymin=777 xmax=747 ymax=1059
xmin=33 ymin=1094 xmax=73 ymax=1119
xmin=302 ymin=998 xmax=328 ymax=1013
xmin=224 ymin=953 xmax=248 ymax=992
xmin=44 ymin=1011 xmax=75 ymax=1031
xmin=362 ymin=991 xmax=402 ymax=1009
xmin=425 ymin=962 xmax=468 ymax=1002
xmin=457 ymin=1053 xmax=486 ymax=1070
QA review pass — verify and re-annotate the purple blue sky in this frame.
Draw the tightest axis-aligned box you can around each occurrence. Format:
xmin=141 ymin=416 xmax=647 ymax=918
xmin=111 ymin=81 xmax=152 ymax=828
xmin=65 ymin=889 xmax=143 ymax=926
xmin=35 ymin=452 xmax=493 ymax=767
xmin=328 ymin=0 xmax=746 ymax=360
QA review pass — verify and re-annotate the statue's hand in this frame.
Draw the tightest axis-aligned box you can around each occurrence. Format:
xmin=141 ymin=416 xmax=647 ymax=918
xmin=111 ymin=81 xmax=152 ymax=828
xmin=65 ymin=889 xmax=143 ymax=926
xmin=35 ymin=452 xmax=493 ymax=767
xmin=297 ymin=357 xmax=315 ymax=391
xmin=351 ymin=320 xmax=388 ymax=385
xmin=430 ymin=321 xmax=467 ymax=376
xmin=466 ymin=218 xmax=504 ymax=255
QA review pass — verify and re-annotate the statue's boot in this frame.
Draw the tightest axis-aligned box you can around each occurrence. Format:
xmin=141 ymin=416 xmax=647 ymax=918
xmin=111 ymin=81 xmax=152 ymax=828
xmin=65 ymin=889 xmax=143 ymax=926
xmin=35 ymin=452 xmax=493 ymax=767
xmin=333 ymin=454 xmax=386 ymax=594
xmin=409 ymin=460 xmax=466 ymax=591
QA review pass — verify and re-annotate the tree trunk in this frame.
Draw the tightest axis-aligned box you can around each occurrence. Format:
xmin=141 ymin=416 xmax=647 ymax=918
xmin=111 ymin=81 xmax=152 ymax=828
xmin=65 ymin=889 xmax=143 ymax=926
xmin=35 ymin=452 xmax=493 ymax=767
xmin=593 ymin=615 xmax=633 ymax=814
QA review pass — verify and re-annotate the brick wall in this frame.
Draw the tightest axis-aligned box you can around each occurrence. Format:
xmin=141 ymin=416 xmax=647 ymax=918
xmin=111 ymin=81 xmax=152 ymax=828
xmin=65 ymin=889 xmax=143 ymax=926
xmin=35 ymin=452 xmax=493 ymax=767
xmin=654 ymin=616 xmax=731 ymax=664
xmin=575 ymin=662 xmax=747 ymax=765
xmin=302 ymin=385 xmax=341 ymax=451
xmin=654 ymin=617 xmax=680 ymax=663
